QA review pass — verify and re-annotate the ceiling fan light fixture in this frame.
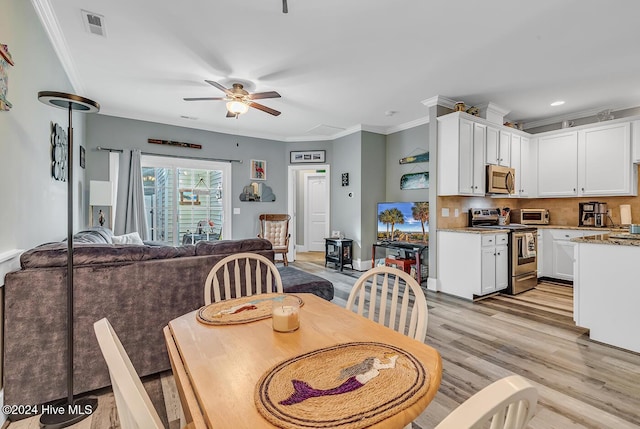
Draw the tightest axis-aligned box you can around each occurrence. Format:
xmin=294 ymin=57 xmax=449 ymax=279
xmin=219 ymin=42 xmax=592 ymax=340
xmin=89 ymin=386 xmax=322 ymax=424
xmin=227 ymin=100 xmax=249 ymax=115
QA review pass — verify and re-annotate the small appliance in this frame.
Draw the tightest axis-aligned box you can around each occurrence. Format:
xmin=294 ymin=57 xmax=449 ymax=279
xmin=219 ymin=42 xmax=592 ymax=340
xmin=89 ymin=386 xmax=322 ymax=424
xmin=510 ymin=208 xmax=550 ymax=225
xmin=486 ymin=164 xmax=515 ymax=194
xmin=579 ymin=202 xmax=608 ymax=227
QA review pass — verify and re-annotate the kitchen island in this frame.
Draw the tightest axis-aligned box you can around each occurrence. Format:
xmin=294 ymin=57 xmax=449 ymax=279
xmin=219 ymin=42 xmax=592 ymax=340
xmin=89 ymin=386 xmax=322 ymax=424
xmin=573 ymin=233 xmax=640 ymax=353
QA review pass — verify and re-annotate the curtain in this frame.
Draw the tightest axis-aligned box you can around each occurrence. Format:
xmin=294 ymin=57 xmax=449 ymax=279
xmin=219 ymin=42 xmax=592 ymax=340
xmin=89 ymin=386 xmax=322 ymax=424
xmin=125 ymin=149 xmax=149 ymax=239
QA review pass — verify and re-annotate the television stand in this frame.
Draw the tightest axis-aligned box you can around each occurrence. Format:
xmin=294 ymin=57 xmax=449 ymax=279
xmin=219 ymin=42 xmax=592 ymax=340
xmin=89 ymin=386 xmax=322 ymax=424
xmin=372 ymin=242 xmax=428 ymax=284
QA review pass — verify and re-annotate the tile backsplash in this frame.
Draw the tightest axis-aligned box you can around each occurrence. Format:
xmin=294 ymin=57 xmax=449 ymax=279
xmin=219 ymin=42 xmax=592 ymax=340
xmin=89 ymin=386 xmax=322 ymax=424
xmin=437 ymin=166 xmax=640 ymax=229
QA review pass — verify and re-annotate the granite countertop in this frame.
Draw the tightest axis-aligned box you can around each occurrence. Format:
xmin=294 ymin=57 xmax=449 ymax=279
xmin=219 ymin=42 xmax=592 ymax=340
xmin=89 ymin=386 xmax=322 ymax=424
xmin=536 ymin=225 xmax=628 ymax=233
xmin=573 ymin=233 xmax=640 ymax=246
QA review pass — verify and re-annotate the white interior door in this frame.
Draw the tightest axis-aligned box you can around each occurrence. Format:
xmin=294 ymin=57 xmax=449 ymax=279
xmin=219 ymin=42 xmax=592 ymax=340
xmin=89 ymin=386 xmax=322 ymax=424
xmin=304 ymin=172 xmax=327 ymax=252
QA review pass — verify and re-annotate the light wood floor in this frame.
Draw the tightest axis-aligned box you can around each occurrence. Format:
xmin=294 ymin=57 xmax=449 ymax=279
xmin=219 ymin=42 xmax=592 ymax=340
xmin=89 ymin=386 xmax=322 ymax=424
xmin=7 ymin=254 xmax=640 ymax=429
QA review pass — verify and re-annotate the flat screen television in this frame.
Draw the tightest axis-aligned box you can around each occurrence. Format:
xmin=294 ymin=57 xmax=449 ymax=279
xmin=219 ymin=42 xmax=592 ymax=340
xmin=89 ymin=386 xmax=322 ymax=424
xmin=376 ymin=201 xmax=429 ymax=244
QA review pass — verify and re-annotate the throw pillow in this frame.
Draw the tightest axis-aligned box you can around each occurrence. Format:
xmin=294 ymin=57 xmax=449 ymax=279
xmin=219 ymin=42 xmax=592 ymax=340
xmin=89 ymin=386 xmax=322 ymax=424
xmin=112 ymin=232 xmax=144 ymax=245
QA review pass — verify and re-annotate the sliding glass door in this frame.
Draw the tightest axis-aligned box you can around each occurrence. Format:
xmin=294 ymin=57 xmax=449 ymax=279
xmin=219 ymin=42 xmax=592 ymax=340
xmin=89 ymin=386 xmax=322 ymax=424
xmin=141 ymin=155 xmax=231 ymax=245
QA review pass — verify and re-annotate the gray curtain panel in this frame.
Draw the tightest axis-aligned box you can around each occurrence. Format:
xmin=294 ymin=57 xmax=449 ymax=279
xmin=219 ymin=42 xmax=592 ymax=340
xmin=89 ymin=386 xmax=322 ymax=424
xmin=125 ymin=149 xmax=149 ymax=239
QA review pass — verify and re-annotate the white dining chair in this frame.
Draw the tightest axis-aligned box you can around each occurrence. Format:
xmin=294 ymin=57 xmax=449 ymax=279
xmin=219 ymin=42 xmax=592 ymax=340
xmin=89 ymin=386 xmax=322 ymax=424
xmin=204 ymin=252 xmax=284 ymax=305
xmin=93 ymin=317 xmax=164 ymax=429
xmin=346 ymin=265 xmax=428 ymax=342
xmin=435 ymin=375 xmax=538 ymax=429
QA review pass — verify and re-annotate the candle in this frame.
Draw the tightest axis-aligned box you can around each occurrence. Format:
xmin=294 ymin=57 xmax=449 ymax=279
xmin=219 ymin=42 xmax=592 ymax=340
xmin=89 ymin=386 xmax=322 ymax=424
xmin=272 ymin=298 xmax=299 ymax=332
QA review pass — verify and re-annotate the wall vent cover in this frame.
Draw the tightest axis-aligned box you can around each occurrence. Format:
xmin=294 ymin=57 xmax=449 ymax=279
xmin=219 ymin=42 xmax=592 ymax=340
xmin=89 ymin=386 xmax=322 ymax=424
xmin=82 ymin=10 xmax=106 ymax=37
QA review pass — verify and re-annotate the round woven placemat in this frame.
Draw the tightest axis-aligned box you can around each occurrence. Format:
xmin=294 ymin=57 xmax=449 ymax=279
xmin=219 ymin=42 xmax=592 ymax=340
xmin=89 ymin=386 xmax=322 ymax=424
xmin=197 ymin=294 xmax=304 ymax=325
xmin=255 ymin=341 xmax=429 ymax=429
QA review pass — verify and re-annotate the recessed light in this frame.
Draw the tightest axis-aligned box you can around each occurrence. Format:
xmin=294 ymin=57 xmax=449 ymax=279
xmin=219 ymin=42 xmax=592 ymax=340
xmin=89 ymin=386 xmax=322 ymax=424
xmin=550 ymin=101 xmax=565 ymax=107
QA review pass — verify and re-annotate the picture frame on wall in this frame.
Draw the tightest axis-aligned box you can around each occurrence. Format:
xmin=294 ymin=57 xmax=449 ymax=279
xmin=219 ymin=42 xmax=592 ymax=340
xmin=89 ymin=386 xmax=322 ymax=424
xmin=290 ymin=150 xmax=326 ymax=164
xmin=250 ymin=159 xmax=267 ymax=180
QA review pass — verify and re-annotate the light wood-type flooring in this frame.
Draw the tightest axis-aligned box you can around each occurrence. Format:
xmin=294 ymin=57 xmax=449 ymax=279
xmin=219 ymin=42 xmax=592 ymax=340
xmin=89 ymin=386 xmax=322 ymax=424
xmin=6 ymin=252 xmax=640 ymax=429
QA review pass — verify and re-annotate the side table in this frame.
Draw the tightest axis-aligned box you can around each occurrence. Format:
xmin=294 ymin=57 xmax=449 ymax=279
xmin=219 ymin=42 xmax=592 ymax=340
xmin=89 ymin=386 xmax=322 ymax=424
xmin=325 ymin=238 xmax=353 ymax=271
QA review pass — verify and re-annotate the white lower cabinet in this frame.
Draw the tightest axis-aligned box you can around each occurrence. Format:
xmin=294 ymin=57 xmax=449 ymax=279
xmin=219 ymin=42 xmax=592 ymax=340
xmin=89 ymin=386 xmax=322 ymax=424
xmin=438 ymin=231 xmax=507 ymax=300
xmin=541 ymin=229 xmax=610 ymax=281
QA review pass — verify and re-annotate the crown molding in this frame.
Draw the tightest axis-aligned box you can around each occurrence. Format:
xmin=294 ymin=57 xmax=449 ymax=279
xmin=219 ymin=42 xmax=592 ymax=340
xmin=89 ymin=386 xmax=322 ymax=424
xmin=31 ymin=0 xmax=85 ymax=94
xmin=519 ymin=104 xmax=622 ymax=129
xmin=385 ymin=116 xmax=430 ymax=134
xmin=421 ymin=95 xmax=456 ymax=109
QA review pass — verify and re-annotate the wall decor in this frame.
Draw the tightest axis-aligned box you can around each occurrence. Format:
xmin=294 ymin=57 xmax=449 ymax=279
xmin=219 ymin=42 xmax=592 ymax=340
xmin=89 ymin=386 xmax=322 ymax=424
xmin=341 ymin=172 xmax=349 ymax=187
xmin=79 ymin=146 xmax=86 ymax=168
xmin=400 ymin=172 xmax=429 ymax=190
xmin=399 ymin=152 xmax=429 ymax=165
xmin=290 ymin=150 xmax=326 ymax=164
xmin=0 ymin=43 xmax=14 ymax=111
xmin=50 ymin=122 xmax=68 ymax=181
xmin=148 ymin=138 xmax=202 ymax=149
xmin=250 ymin=159 xmax=267 ymax=180
xmin=179 ymin=189 xmax=201 ymax=205
xmin=239 ymin=182 xmax=276 ymax=202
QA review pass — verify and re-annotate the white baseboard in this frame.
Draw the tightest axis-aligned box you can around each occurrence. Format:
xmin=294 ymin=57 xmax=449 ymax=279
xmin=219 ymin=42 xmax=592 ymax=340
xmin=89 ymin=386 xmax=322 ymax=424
xmin=427 ymin=277 xmax=438 ymax=291
xmin=353 ymin=258 xmax=371 ymax=271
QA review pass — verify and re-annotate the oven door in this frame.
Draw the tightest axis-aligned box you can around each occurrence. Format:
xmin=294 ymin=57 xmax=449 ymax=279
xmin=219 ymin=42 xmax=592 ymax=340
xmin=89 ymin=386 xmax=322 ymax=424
xmin=512 ymin=231 xmax=537 ymax=276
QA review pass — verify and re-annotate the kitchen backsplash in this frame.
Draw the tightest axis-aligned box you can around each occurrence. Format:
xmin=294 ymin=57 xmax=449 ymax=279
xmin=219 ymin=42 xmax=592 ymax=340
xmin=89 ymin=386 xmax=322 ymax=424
xmin=438 ymin=166 xmax=640 ymax=229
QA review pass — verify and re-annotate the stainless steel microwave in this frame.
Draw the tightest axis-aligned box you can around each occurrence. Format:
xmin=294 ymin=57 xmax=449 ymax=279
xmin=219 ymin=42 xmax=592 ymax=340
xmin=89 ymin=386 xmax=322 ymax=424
xmin=486 ymin=164 xmax=515 ymax=194
xmin=510 ymin=208 xmax=550 ymax=225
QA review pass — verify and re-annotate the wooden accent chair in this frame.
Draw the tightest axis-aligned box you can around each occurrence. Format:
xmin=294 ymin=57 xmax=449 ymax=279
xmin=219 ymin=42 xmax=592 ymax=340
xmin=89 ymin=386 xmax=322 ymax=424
xmin=203 ymin=252 xmax=284 ymax=305
xmin=346 ymin=266 xmax=428 ymax=342
xmin=258 ymin=213 xmax=291 ymax=266
xmin=435 ymin=375 xmax=538 ymax=429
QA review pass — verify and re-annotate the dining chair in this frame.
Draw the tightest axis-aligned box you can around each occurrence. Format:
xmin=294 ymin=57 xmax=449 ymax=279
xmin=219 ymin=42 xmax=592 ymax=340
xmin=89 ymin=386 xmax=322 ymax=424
xmin=93 ymin=317 xmax=165 ymax=429
xmin=435 ymin=375 xmax=538 ymax=429
xmin=258 ymin=213 xmax=291 ymax=265
xmin=346 ymin=265 xmax=428 ymax=342
xmin=204 ymin=252 xmax=284 ymax=305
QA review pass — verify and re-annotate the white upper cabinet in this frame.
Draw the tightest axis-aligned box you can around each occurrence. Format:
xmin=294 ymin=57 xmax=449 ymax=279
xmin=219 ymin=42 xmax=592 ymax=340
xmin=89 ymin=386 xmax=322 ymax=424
xmin=632 ymin=120 xmax=640 ymax=162
xmin=485 ymin=126 xmax=511 ymax=166
xmin=538 ymin=131 xmax=579 ymax=197
xmin=519 ymin=137 xmax=533 ymax=197
xmin=437 ymin=113 xmax=486 ymax=196
xmin=578 ymin=122 xmax=633 ymax=196
xmin=537 ymin=121 xmax=635 ymax=197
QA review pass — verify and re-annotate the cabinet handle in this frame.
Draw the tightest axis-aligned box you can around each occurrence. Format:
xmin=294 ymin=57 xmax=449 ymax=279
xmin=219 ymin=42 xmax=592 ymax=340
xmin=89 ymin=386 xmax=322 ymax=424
xmin=496 ymin=252 xmax=501 ymax=256
xmin=573 ymin=188 xmax=576 ymax=192
xmin=581 ymin=187 xmax=585 ymax=192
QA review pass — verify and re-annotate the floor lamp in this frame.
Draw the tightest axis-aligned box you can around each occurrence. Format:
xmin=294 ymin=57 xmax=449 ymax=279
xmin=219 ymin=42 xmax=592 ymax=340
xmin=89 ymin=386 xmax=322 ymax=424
xmin=37 ymin=91 xmax=100 ymax=428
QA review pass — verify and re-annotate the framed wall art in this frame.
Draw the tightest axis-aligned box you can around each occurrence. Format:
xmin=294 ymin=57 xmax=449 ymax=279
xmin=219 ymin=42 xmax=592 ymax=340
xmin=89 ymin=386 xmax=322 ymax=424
xmin=290 ymin=150 xmax=325 ymax=164
xmin=250 ymin=159 xmax=267 ymax=180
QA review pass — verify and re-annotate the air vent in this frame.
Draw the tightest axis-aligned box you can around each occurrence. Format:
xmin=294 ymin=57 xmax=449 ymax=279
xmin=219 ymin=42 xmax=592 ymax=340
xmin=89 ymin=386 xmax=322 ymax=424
xmin=81 ymin=10 xmax=106 ymax=37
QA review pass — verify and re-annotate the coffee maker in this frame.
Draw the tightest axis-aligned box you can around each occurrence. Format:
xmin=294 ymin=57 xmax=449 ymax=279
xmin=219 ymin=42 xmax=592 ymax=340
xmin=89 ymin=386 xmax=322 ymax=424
xmin=579 ymin=201 xmax=608 ymax=227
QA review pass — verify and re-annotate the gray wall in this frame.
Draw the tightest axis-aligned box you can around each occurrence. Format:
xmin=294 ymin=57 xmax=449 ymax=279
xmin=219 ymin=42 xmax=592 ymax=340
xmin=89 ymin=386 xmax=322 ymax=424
xmin=361 ymin=132 xmax=387 ymax=262
xmin=386 ymin=124 xmax=430 ymax=202
xmin=85 ymin=114 xmax=289 ymax=238
xmin=0 ymin=1 xmax=89 ymax=253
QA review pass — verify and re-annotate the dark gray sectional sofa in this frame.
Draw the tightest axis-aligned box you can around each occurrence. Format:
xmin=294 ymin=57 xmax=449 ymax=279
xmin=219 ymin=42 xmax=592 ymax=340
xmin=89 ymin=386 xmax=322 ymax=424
xmin=3 ymin=228 xmax=333 ymax=409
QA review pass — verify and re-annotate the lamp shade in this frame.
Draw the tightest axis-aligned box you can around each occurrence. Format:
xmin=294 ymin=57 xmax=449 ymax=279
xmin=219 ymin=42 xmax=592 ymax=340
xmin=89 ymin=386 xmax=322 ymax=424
xmin=90 ymin=180 xmax=114 ymax=206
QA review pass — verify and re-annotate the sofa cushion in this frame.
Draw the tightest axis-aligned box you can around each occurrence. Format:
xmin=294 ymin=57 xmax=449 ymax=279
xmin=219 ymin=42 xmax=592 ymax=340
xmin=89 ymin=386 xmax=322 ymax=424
xmin=72 ymin=227 xmax=113 ymax=244
xmin=195 ymin=238 xmax=272 ymax=256
xmin=112 ymin=232 xmax=144 ymax=245
xmin=20 ymin=243 xmax=196 ymax=268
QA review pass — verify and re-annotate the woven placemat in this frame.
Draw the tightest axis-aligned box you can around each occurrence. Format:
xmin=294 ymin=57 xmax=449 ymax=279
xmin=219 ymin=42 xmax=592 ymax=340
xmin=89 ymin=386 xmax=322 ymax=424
xmin=197 ymin=294 xmax=304 ymax=325
xmin=255 ymin=341 xmax=429 ymax=429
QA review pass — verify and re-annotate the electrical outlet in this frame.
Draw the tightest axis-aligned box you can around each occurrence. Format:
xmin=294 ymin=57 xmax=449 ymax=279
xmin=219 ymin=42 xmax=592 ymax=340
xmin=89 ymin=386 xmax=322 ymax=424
xmin=442 ymin=208 xmax=449 ymax=217
xmin=454 ymin=208 xmax=459 ymax=217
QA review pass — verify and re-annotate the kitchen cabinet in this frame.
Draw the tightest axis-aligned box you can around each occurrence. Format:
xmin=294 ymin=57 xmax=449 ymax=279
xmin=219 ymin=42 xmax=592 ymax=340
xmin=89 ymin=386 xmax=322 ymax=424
xmin=536 ymin=229 xmax=544 ymax=277
xmin=437 ymin=113 xmax=486 ymax=196
xmin=578 ymin=121 xmax=633 ymax=196
xmin=537 ymin=121 xmax=635 ymax=198
xmin=437 ymin=231 xmax=507 ymax=300
xmin=541 ymin=229 xmax=609 ymax=281
xmin=632 ymin=120 xmax=640 ymax=162
xmin=486 ymin=126 xmax=511 ymax=166
xmin=537 ymin=131 xmax=579 ymax=197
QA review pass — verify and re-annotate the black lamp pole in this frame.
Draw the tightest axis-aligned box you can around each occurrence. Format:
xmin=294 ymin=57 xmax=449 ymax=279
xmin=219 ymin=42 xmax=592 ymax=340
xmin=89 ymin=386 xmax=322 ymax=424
xmin=37 ymin=91 xmax=100 ymax=429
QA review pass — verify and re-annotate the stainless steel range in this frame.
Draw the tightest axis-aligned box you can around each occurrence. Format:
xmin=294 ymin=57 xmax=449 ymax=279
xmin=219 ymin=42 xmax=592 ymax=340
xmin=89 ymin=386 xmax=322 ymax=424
xmin=469 ymin=208 xmax=538 ymax=295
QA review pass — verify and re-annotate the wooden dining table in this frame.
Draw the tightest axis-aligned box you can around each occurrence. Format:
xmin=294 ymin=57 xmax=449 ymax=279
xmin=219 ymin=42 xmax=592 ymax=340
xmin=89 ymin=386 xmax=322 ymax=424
xmin=165 ymin=293 xmax=442 ymax=429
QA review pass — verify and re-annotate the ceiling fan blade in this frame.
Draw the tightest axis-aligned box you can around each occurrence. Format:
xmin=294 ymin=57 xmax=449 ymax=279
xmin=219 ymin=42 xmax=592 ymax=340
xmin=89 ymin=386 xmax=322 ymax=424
xmin=283 ymin=0 xmax=288 ymax=13
xmin=249 ymin=102 xmax=281 ymax=116
xmin=205 ymin=80 xmax=232 ymax=95
xmin=183 ymin=97 xmax=226 ymax=101
xmin=249 ymin=91 xmax=281 ymax=100
xmin=226 ymin=111 xmax=237 ymax=118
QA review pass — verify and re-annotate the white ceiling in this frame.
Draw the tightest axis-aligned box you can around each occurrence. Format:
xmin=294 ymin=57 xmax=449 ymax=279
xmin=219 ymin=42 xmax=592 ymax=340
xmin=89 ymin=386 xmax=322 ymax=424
xmin=34 ymin=0 xmax=640 ymax=141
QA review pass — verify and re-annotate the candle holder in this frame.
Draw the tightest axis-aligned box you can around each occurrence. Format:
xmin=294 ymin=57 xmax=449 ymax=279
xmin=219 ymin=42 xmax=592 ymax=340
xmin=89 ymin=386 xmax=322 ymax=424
xmin=272 ymin=296 xmax=300 ymax=332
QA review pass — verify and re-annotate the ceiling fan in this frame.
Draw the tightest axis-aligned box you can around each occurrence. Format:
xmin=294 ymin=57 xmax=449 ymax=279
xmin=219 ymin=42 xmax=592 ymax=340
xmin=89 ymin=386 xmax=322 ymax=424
xmin=183 ymin=80 xmax=281 ymax=118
